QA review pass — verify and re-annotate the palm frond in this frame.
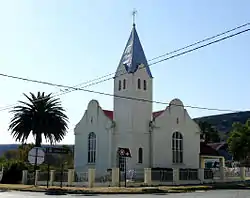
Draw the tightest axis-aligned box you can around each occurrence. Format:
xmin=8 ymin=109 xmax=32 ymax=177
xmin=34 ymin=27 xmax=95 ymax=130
xmin=9 ymin=92 xmax=68 ymax=146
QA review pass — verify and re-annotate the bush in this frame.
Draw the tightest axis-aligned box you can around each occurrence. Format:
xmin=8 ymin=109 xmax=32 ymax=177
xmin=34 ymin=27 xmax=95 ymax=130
xmin=1 ymin=161 xmax=26 ymax=184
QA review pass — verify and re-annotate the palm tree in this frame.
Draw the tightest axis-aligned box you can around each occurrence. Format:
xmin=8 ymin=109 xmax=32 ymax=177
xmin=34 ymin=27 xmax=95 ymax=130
xmin=9 ymin=92 xmax=68 ymax=147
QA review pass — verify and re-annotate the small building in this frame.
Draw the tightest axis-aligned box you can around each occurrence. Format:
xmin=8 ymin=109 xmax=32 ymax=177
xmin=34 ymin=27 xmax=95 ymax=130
xmin=208 ymin=142 xmax=232 ymax=161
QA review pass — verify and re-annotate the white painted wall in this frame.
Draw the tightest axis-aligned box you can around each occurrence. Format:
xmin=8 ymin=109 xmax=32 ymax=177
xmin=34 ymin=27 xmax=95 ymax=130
xmin=113 ymin=64 xmax=153 ymax=170
xmin=74 ymin=98 xmax=201 ymax=177
xmin=74 ymin=100 xmax=114 ymax=178
xmin=152 ymin=99 xmax=201 ymax=169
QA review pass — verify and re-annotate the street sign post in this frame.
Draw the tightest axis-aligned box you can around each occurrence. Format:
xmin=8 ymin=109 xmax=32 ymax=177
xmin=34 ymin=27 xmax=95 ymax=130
xmin=28 ymin=147 xmax=45 ymax=186
xmin=118 ymin=148 xmax=131 ymax=158
xmin=28 ymin=147 xmax=45 ymax=165
xmin=45 ymin=147 xmax=70 ymax=188
xmin=117 ymin=147 xmax=131 ymax=187
xmin=46 ymin=147 xmax=70 ymax=154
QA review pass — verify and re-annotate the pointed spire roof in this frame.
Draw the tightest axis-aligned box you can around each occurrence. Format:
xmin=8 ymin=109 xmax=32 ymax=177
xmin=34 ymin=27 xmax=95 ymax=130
xmin=116 ymin=25 xmax=153 ymax=78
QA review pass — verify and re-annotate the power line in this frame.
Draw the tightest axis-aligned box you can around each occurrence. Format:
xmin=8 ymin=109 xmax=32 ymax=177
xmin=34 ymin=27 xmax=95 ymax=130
xmin=29 ymin=22 xmax=250 ymax=96
xmin=74 ymin=87 xmax=244 ymax=113
xmin=147 ymin=22 xmax=249 ymax=62
xmin=0 ymin=74 xmax=244 ymax=113
xmin=0 ymin=70 xmax=245 ymax=112
xmin=0 ymin=27 xmax=247 ymax=91
xmin=72 ymin=23 xmax=250 ymax=85
xmin=0 ymin=61 xmax=246 ymax=114
xmin=0 ymin=74 xmax=114 ymax=112
xmin=149 ymin=28 xmax=250 ymax=66
xmin=0 ymin=27 xmax=249 ymax=112
xmin=59 ymin=24 xmax=250 ymax=92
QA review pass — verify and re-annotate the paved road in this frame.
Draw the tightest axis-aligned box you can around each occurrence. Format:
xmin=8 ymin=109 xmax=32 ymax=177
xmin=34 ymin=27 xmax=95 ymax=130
xmin=0 ymin=190 xmax=249 ymax=198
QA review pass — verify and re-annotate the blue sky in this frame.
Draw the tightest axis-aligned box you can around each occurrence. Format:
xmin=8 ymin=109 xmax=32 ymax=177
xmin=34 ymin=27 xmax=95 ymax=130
xmin=0 ymin=0 xmax=249 ymax=144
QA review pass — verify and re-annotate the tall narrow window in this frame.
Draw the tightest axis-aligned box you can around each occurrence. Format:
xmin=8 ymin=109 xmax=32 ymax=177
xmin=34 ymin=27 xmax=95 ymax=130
xmin=138 ymin=148 xmax=143 ymax=163
xmin=143 ymin=80 xmax=147 ymax=90
xmin=123 ymin=79 xmax=126 ymax=89
xmin=118 ymin=80 xmax=121 ymax=91
xmin=172 ymin=132 xmax=183 ymax=164
xmin=88 ymin=132 xmax=96 ymax=163
xmin=137 ymin=78 xmax=141 ymax=89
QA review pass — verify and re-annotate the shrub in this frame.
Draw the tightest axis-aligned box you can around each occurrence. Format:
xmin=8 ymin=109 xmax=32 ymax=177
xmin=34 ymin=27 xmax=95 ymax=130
xmin=1 ymin=161 xmax=26 ymax=184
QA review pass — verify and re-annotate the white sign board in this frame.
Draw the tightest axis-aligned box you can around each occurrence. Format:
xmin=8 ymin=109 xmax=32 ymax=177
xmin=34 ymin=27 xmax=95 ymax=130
xmin=28 ymin=147 xmax=45 ymax=165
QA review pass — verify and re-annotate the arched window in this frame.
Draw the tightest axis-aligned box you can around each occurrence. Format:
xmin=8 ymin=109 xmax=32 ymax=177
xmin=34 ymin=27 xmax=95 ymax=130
xmin=137 ymin=78 xmax=141 ymax=89
xmin=88 ymin=132 xmax=96 ymax=163
xmin=143 ymin=80 xmax=147 ymax=90
xmin=138 ymin=148 xmax=143 ymax=163
xmin=118 ymin=80 xmax=121 ymax=91
xmin=172 ymin=132 xmax=183 ymax=163
xmin=123 ymin=79 xmax=126 ymax=89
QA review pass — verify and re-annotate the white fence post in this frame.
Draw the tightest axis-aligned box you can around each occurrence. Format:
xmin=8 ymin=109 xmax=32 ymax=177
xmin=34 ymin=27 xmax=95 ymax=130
xmin=199 ymin=168 xmax=204 ymax=183
xmin=49 ymin=170 xmax=55 ymax=186
xmin=111 ymin=168 xmax=120 ymax=187
xmin=240 ymin=167 xmax=246 ymax=181
xmin=144 ymin=168 xmax=152 ymax=186
xmin=173 ymin=168 xmax=179 ymax=185
xmin=22 ymin=170 xmax=28 ymax=184
xmin=35 ymin=170 xmax=40 ymax=186
xmin=68 ymin=169 xmax=74 ymax=186
xmin=88 ymin=168 xmax=95 ymax=188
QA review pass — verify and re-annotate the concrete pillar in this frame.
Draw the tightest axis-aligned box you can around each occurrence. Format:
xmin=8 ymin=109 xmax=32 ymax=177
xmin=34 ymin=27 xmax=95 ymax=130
xmin=88 ymin=168 xmax=95 ymax=188
xmin=68 ymin=169 xmax=74 ymax=186
xmin=111 ymin=168 xmax=120 ymax=187
xmin=200 ymin=157 xmax=205 ymax=168
xmin=240 ymin=167 xmax=246 ymax=181
xmin=198 ymin=168 xmax=204 ymax=184
xmin=35 ymin=170 xmax=40 ymax=186
xmin=219 ymin=158 xmax=225 ymax=181
xmin=219 ymin=157 xmax=225 ymax=167
xmin=22 ymin=170 xmax=28 ymax=185
xmin=71 ymin=169 xmax=75 ymax=182
xmin=220 ymin=168 xmax=225 ymax=181
xmin=49 ymin=170 xmax=55 ymax=186
xmin=173 ymin=168 xmax=179 ymax=185
xmin=144 ymin=168 xmax=152 ymax=185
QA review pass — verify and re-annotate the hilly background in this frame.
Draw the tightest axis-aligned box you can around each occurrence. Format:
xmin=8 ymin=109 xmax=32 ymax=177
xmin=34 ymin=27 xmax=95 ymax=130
xmin=194 ymin=111 xmax=250 ymax=141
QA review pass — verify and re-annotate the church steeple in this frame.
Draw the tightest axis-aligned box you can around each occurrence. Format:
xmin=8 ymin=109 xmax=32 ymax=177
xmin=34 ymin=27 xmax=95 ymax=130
xmin=113 ymin=16 xmax=153 ymax=170
xmin=115 ymin=23 xmax=153 ymax=78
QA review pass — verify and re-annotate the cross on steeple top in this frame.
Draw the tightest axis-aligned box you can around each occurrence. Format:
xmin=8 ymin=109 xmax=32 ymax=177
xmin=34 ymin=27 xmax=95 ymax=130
xmin=132 ymin=9 xmax=137 ymax=26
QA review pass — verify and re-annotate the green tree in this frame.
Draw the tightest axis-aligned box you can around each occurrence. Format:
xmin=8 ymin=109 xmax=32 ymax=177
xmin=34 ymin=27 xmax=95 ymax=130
xmin=18 ymin=143 xmax=34 ymax=162
xmin=3 ymin=150 xmax=19 ymax=160
xmin=198 ymin=121 xmax=221 ymax=143
xmin=61 ymin=145 xmax=74 ymax=168
xmin=9 ymin=92 xmax=69 ymax=147
xmin=227 ymin=119 xmax=250 ymax=162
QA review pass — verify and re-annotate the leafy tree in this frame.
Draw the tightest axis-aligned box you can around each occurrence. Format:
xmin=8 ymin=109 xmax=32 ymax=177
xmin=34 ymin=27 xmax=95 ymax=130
xmin=18 ymin=143 xmax=34 ymax=162
xmin=227 ymin=119 xmax=250 ymax=162
xmin=9 ymin=92 xmax=69 ymax=147
xmin=3 ymin=150 xmax=19 ymax=160
xmin=198 ymin=121 xmax=221 ymax=143
xmin=45 ymin=145 xmax=74 ymax=169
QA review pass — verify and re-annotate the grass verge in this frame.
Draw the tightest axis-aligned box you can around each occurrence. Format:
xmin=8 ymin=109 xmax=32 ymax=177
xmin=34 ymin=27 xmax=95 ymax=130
xmin=0 ymin=182 xmax=249 ymax=194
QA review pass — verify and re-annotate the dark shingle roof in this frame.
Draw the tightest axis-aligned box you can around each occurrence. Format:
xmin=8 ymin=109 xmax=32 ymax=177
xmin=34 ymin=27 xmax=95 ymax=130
xmin=116 ymin=24 xmax=152 ymax=78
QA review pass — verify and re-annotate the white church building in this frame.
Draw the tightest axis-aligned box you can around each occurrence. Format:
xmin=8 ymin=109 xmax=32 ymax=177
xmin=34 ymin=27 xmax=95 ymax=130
xmin=74 ymin=24 xmax=218 ymax=177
